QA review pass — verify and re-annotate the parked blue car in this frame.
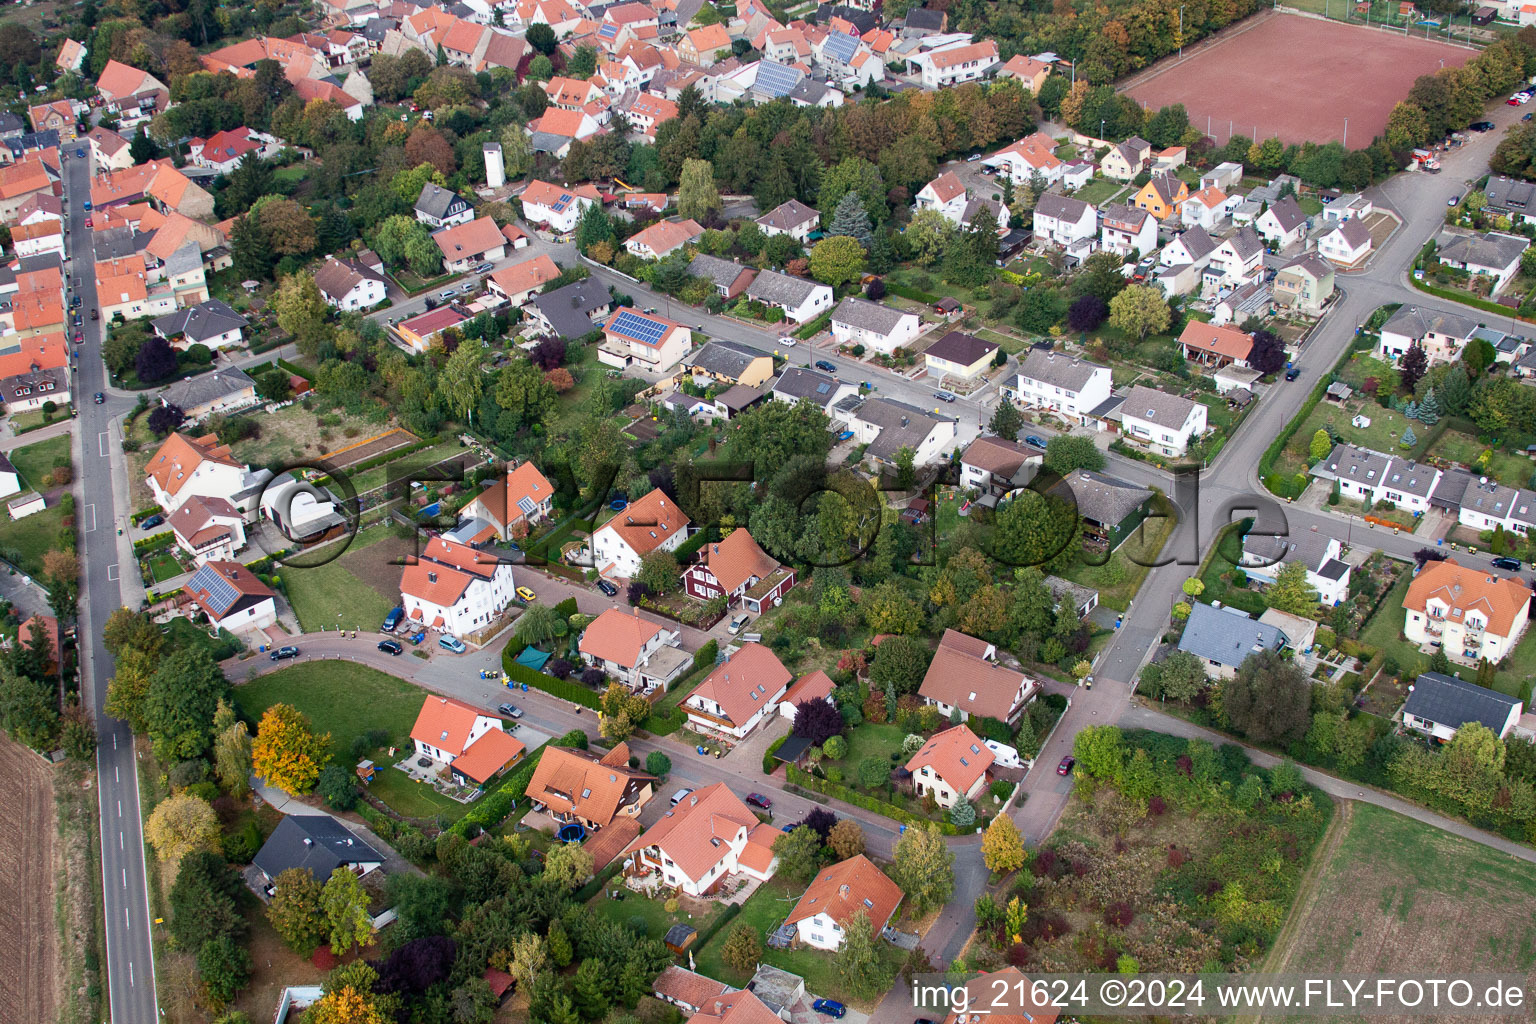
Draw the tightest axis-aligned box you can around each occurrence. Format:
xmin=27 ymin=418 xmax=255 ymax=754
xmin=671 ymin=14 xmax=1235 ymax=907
xmin=812 ymin=999 xmax=846 ymax=1018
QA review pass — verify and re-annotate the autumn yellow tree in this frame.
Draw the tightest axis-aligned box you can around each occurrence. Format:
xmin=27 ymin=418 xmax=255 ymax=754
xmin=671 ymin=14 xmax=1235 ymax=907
xmin=251 ymin=704 xmax=331 ymax=795
xmin=146 ymin=793 xmax=220 ymax=864
xmin=981 ymin=813 xmax=1026 ymax=876
xmin=305 ymin=986 xmax=391 ymax=1024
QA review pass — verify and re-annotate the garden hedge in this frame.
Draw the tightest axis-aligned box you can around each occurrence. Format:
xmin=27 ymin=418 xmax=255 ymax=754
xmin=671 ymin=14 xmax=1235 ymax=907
xmin=133 ymin=531 xmax=175 ymax=554
xmin=500 ymin=644 xmax=602 ymax=710
xmin=885 ymin=283 xmax=941 ymax=304
xmin=762 ymin=733 xmax=789 ymax=775
xmin=785 ymin=765 xmax=959 ymax=834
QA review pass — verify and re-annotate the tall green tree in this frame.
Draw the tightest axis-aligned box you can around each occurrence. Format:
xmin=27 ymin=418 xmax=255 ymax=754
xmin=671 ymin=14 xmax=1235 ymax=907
xmin=322 ymin=866 xmax=376 ymax=955
xmin=677 ymin=157 xmax=722 ymax=222
xmin=143 ymin=647 xmax=228 ymax=762
xmin=891 ymin=823 xmax=954 ymax=914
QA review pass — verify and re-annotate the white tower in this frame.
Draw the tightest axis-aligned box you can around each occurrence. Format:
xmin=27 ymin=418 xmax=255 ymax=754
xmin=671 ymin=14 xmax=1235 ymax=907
xmin=483 ymin=142 xmax=505 ymax=189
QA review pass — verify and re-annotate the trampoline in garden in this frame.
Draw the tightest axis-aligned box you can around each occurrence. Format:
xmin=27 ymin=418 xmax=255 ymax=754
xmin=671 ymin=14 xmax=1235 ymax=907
xmin=516 ymin=647 xmax=552 ymax=671
xmin=558 ymin=823 xmax=586 ymax=844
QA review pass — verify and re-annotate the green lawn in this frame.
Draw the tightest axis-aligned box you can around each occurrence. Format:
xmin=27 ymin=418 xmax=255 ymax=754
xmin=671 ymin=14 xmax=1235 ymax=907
xmin=9 ymin=407 xmax=69 ymax=432
xmin=1198 ymin=522 xmax=1269 ymax=615
xmin=1274 ymin=396 xmax=1423 ymax=479
xmin=1428 ymin=431 xmax=1532 ymax=489
xmin=279 ymin=529 xmax=396 ymax=631
xmin=0 ymin=505 xmax=63 ymax=577
xmin=1072 ymin=178 xmax=1126 ymax=206
xmin=143 ymin=551 xmax=183 ymax=584
xmin=837 ymin=722 xmax=905 ymax=776
xmin=1299 ymin=196 xmax=1324 ymax=216
xmin=164 ymin=616 xmax=244 ymax=661
xmin=590 ymin=888 xmax=726 ymax=942
xmin=273 ymin=164 xmax=308 ymax=184
xmin=9 ymin=433 xmax=70 ymax=491
xmin=693 ymin=877 xmax=903 ymax=1008
xmin=235 ymin=661 xmax=471 ymax=822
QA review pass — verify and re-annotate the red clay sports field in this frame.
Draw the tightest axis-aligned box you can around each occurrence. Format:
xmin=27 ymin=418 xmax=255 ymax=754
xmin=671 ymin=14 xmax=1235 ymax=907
xmin=1123 ymin=12 xmax=1474 ymax=147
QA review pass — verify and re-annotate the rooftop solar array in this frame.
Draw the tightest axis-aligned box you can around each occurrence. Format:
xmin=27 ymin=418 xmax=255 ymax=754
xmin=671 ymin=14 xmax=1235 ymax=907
xmin=756 ymin=61 xmax=801 ymax=97
xmin=823 ymin=31 xmax=859 ymax=63
xmin=611 ymin=310 xmax=668 ymax=344
xmin=188 ymin=563 xmax=238 ymax=616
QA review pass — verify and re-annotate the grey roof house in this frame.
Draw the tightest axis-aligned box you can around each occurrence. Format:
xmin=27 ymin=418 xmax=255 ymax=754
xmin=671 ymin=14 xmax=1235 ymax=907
xmin=527 ymin=278 xmax=610 ymax=339
xmin=1178 ymin=601 xmax=1289 ymax=678
xmin=1402 ymin=671 xmax=1522 ymax=741
xmin=152 ymin=299 xmax=248 ymax=347
xmin=252 ymin=814 xmax=384 ymax=888
xmin=771 ymin=367 xmax=858 ymax=413
xmin=1051 ymin=469 xmax=1152 ymax=550
xmin=158 ymin=366 xmax=258 ymax=422
xmin=414 ymin=183 xmax=473 ymax=228
xmin=688 ymin=253 xmax=757 ymax=299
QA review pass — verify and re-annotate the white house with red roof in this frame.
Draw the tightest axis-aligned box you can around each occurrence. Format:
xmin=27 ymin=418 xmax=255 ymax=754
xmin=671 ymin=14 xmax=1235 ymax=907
xmin=624 ymin=218 xmax=703 ymax=260
xmin=519 ymin=179 xmax=601 ymax=235
xmin=918 ymin=629 xmax=1038 ymax=724
xmin=458 ymin=460 xmax=555 ymax=542
xmin=577 ymin=607 xmax=689 ymax=692
xmin=620 ymin=782 xmax=780 ymax=895
xmin=598 ymin=307 xmax=692 ymax=374
xmin=144 ymin=432 xmax=266 ymax=516
xmin=432 ymin=216 xmax=506 ymax=273
xmin=185 ymin=560 xmax=277 ymax=631
xmin=681 ymin=528 xmax=796 ymax=613
xmin=188 ymin=127 xmax=275 ymax=174
xmin=167 ymin=494 xmax=247 ymax=565
xmin=591 ymin=487 xmax=691 ymax=579
xmin=399 ymin=537 xmax=517 ymax=638
xmin=906 ymin=723 xmax=995 ymax=808
xmin=785 ymin=854 xmax=903 ymax=951
xmin=777 ymin=669 xmax=836 ymax=721
xmin=915 ymin=171 xmax=969 ymax=225
xmin=907 ymin=39 xmax=999 ymax=88
xmin=684 ymin=642 xmax=792 ymax=739
xmin=409 ymin=695 xmax=527 ymax=787
xmin=983 ymin=131 xmax=1063 ymax=187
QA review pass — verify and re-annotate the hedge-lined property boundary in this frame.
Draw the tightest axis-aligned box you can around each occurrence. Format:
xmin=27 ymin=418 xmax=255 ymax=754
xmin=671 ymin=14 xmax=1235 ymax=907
xmin=885 ymin=283 xmax=941 ymax=305
xmin=447 ymin=727 xmax=588 ymax=838
xmin=785 ymin=765 xmax=961 ymax=834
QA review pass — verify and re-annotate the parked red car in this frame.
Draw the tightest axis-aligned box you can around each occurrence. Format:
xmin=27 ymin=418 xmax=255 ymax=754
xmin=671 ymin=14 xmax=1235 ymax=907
xmin=1056 ymin=756 xmax=1076 ymax=776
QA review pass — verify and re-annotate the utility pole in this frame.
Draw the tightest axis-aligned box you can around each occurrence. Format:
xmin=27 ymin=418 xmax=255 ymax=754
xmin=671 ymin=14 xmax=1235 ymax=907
xmin=1179 ymin=5 xmax=1185 ymax=57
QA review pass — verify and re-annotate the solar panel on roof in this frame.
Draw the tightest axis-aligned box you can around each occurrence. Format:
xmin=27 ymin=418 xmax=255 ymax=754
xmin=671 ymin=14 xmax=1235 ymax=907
xmin=756 ymin=61 xmax=800 ymax=97
xmin=190 ymin=565 xmax=239 ymax=616
xmin=612 ymin=311 xmax=667 ymax=344
xmin=816 ymin=382 xmax=830 ymax=394
xmin=517 ymin=496 xmax=537 ymax=515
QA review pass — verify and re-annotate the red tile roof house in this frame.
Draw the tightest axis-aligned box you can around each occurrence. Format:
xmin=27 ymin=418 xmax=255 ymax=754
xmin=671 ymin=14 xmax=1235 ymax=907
xmin=1177 ymin=320 xmax=1253 ymax=369
xmin=184 ymin=561 xmax=277 ymax=632
xmin=591 ymin=487 xmax=692 ymax=579
xmin=399 ymin=536 xmax=518 ymax=639
xmin=784 ymin=853 xmax=903 ymax=951
xmin=906 ymin=723 xmax=995 ymax=809
xmin=776 ymin=668 xmax=836 ymax=722
xmin=620 ymin=782 xmax=780 ymax=895
xmin=918 ymin=629 xmax=1039 ymax=725
xmin=457 ymin=460 xmax=555 ymax=542
xmin=577 ymin=606 xmax=690 ymax=693
xmin=681 ymin=527 xmax=797 ymax=613
xmin=683 ymin=642 xmax=792 ymax=739
xmin=652 ymin=966 xmax=736 ymax=1016
xmin=431 ymin=216 xmax=506 ymax=273
xmin=624 ymin=217 xmax=703 ymax=260
xmin=525 ymin=741 xmax=657 ymax=830
xmin=167 ymin=494 xmax=247 ymax=565
xmin=409 ymin=695 xmax=527 ymax=788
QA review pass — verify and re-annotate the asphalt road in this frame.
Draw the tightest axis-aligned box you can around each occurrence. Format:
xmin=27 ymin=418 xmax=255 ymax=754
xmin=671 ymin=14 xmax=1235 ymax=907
xmin=65 ymin=146 xmax=160 ymax=1022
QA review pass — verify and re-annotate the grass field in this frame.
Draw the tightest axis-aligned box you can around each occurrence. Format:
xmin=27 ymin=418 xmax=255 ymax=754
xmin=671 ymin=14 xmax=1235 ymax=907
xmin=9 ymin=434 xmax=69 ymax=492
xmin=1429 ymin=431 xmax=1533 ymax=489
xmin=280 ymin=527 xmax=397 ymax=631
xmin=590 ymin=889 xmax=726 ymax=943
xmin=1061 ymin=492 xmax=1178 ymax=611
xmin=1272 ymin=393 xmax=1422 ymax=480
xmin=143 ymin=551 xmax=183 ymax=584
xmin=1263 ymin=802 xmax=1536 ymax=1016
xmin=234 ymin=661 xmax=468 ymax=822
xmin=1072 ymin=178 xmax=1128 ymax=206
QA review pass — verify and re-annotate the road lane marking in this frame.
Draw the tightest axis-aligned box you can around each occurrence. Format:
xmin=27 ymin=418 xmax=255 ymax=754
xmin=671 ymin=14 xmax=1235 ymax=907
xmin=114 ymin=765 xmax=118 ymax=782
xmin=121 ymin=869 xmax=126 ymax=888
xmin=107 ymin=564 xmax=119 ymax=581
xmin=116 ymin=800 xmax=121 ymax=817
xmin=128 ymin=960 xmax=133 ymax=987
xmin=84 ymin=504 xmax=96 ymax=533
xmin=98 ymin=431 xmax=109 ymax=458
xmin=118 ymin=832 xmax=123 ymax=849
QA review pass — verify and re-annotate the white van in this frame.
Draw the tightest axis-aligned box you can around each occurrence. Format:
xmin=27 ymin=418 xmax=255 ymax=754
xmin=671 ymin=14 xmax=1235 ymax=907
xmin=727 ymin=613 xmax=749 ymax=634
xmin=670 ymin=788 xmax=694 ymax=806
